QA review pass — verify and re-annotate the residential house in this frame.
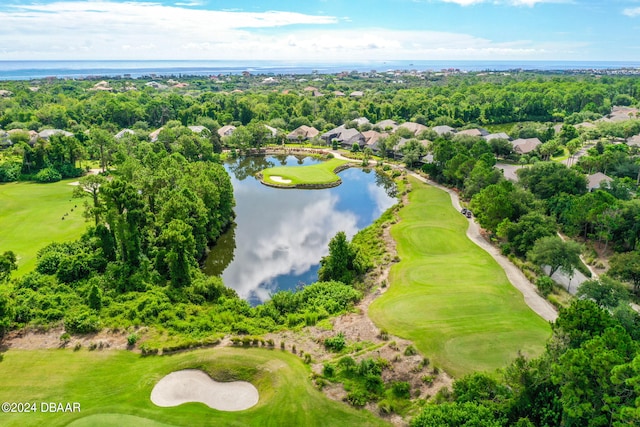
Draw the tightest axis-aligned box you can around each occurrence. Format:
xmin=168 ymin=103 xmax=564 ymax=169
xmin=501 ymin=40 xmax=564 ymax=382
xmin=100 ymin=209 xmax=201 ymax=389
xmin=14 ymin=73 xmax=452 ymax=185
xmin=188 ymin=125 xmax=209 ymax=135
xmin=0 ymin=130 xmax=10 ymax=147
xmin=352 ymin=117 xmax=370 ymax=127
xmin=149 ymin=127 xmax=163 ymax=142
xmin=457 ymin=128 xmax=488 ymax=137
xmin=627 ymin=134 xmax=640 ymax=147
xmin=217 ymin=125 xmax=236 ymax=138
xmin=483 ymin=132 xmax=512 ymax=142
xmin=432 ymin=125 xmax=456 ymax=136
xmin=397 ymin=122 xmax=428 ymax=135
xmin=587 ymin=172 xmax=613 ymax=191
xmin=321 ymin=125 xmax=365 ymax=148
xmin=511 ymin=137 xmax=542 ymax=154
xmin=38 ymin=129 xmax=73 ymax=139
xmin=375 ymin=119 xmax=398 ymax=132
xmin=362 ymin=130 xmax=383 ymax=153
xmin=350 ymin=91 xmax=364 ymax=98
xmin=115 ymin=129 xmax=135 ymax=139
xmin=264 ymin=125 xmax=278 ymax=139
xmin=286 ymin=125 xmax=319 ymax=142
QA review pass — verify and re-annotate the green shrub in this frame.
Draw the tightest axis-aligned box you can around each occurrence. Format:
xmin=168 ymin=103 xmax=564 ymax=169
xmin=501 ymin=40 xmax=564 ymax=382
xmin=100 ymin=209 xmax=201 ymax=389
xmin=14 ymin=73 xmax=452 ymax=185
xmin=323 ymin=363 xmax=335 ymax=377
xmin=535 ymin=276 xmax=554 ymax=297
xmin=404 ymin=345 xmax=418 ymax=356
xmin=127 ymin=333 xmax=139 ymax=346
xmin=324 ymin=332 xmax=346 ymax=352
xmin=346 ymin=389 xmax=368 ymax=407
xmin=392 ymin=381 xmax=411 ymax=398
xmin=34 ymin=167 xmax=62 ymax=183
xmin=64 ymin=309 xmax=100 ymax=334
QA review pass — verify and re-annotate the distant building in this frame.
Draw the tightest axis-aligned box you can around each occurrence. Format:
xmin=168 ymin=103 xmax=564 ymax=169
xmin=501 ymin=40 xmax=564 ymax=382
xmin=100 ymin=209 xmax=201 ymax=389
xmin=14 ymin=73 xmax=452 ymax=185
xmin=483 ymin=132 xmax=512 ymax=142
xmin=397 ymin=122 xmax=428 ymax=135
xmin=321 ymin=125 xmax=365 ymax=148
xmin=217 ymin=125 xmax=236 ymax=137
xmin=587 ymin=172 xmax=613 ymax=191
xmin=287 ymin=125 xmax=319 ymax=142
xmin=115 ymin=129 xmax=135 ymax=139
xmin=511 ymin=138 xmax=542 ymax=154
xmin=432 ymin=125 xmax=456 ymax=136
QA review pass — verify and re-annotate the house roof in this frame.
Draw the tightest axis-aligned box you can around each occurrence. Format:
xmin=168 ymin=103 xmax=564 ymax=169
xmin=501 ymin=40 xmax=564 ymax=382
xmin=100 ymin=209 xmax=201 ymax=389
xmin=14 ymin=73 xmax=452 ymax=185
xmin=457 ymin=128 xmax=483 ymax=137
xmin=627 ymin=134 xmax=640 ymax=147
xmin=352 ymin=117 xmax=370 ymax=126
xmin=350 ymin=91 xmax=364 ymax=97
xmin=432 ymin=125 xmax=456 ymax=136
xmin=38 ymin=129 xmax=73 ymax=139
xmin=218 ymin=125 xmax=236 ymax=137
xmin=398 ymin=122 xmax=428 ymax=135
xmin=264 ymin=125 xmax=278 ymax=138
xmin=149 ymin=127 xmax=164 ymax=142
xmin=188 ymin=125 xmax=208 ymax=134
xmin=115 ymin=128 xmax=135 ymax=139
xmin=483 ymin=132 xmax=511 ymax=141
xmin=512 ymin=137 xmax=542 ymax=154
xmin=375 ymin=119 xmax=398 ymax=131
xmin=321 ymin=125 xmax=365 ymax=145
xmin=587 ymin=172 xmax=613 ymax=190
xmin=575 ymin=122 xmax=596 ymax=129
xmin=333 ymin=91 xmax=346 ymax=97
xmin=287 ymin=125 xmax=319 ymax=140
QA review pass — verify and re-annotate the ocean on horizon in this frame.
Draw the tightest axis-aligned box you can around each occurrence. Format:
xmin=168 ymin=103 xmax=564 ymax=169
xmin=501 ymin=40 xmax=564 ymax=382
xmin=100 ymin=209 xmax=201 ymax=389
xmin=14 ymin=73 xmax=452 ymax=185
xmin=1 ymin=60 xmax=640 ymax=81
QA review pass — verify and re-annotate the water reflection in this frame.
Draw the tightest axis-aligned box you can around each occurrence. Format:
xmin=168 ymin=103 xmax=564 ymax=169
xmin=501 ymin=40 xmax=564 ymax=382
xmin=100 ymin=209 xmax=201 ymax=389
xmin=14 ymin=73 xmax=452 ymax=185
xmin=203 ymin=155 xmax=396 ymax=304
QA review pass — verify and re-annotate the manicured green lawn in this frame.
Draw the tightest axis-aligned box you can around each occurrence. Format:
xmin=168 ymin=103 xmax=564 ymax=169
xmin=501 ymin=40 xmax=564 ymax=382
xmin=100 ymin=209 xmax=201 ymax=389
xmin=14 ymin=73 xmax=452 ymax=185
xmin=0 ymin=347 xmax=386 ymax=427
xmin=369 ymin=178 xmax=550 ymax=377
xmin=261 ymin=158 xmax=348 ymax=187
xmin=0 ymin=180 xmax=87 ymax=274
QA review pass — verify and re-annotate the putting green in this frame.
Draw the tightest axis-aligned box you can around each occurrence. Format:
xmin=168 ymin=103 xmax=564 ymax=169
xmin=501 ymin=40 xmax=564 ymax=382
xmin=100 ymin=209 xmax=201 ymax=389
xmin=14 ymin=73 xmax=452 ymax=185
xmin=260 ymin=158 xmax=349 ymax=188
xmin=0 ymin=180 xmax=87 ymax=274
xmin=0 ymin=347 xmax=387 ymax=427
xmin=369 ymin=178 xmax=550 ymax=377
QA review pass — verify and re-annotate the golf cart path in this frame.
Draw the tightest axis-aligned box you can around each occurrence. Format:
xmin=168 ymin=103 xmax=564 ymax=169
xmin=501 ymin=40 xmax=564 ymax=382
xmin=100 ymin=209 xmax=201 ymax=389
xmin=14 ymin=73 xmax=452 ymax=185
xmin=329 ymin=150 xmax=558 ymax=321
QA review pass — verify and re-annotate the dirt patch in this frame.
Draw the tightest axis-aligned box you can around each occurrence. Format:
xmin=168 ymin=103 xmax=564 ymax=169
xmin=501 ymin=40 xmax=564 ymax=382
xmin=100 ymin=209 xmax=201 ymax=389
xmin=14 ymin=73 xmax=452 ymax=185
xmin=3 ymin=326 xmax=130 ymax=351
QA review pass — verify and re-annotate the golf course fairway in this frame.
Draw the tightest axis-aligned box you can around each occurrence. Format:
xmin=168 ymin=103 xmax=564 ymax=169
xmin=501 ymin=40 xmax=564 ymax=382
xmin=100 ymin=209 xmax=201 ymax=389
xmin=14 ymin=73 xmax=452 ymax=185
xmin=0 ymin=347 xmax=386 ymax=427
xmin=369 ymin=177 xmax=551 ymax=377
xmin=0 ymin=179 xmax=86 ymax=274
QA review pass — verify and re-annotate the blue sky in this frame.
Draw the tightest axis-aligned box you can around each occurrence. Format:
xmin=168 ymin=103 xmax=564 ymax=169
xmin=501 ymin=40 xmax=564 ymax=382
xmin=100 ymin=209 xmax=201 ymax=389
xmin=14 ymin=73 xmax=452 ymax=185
xmin=0 ymin=0 xmax=638 ymax=61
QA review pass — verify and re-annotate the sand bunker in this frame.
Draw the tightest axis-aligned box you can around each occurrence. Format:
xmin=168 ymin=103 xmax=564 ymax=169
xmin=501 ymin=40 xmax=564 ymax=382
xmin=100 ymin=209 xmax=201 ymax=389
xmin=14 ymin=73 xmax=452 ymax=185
xmin=269 ymin=175 xmax=292 ymax=184
xmin=150 ymin=369 xmax=259 ymax=411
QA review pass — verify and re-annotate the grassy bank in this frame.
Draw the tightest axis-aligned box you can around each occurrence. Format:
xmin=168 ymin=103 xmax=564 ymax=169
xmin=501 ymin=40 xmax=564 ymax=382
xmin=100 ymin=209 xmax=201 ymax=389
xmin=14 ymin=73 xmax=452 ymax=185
xmin=0 ymin=347 xmax=386 ymax=427
xmin=369 ymin=178 xmax=550 ymax=377
xmin=0 ymin=180 xmax=87 ymax=274
xmin=260 ymin=158 xmax=349 ymax=188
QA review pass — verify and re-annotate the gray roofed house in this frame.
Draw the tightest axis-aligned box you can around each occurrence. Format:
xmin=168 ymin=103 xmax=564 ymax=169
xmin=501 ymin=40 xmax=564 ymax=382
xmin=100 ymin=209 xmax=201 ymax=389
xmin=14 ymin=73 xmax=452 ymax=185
xmin=0 ymin=130 xmax=10 ymax=147
xmin=575 ymin=122 xmax=596 ymax=129
xmin=38 ymin=129 xmax=73 ymax=139
xmin=362 ymin=130 xmax=383 ymax=152
xmin=333 ymin=91 xmax=346 ymax=97
xmin=264 ymin=125 xmax=278 ymax=138
xmin=483 ymin=132 xmax=512 ymax=141
xmin=587 ymin=172 xmax=613 ymax=191
xmin=352 ymin=117 xmax=370 ymax=126
xmin=188 ymin=125 xmax=209 ymax=134
xmin=375 ymin=119 xmax=398 ymax=132
xmin=432 ymin=125 xmax=456 ymax=136
xmin=398 ymin=122 xmax=428 ymax=135
xmin=511 ymin=137 xmax=542 ymax=154
xmin=115 ymin=128 xmax=135 ymax=139
xmin=457 ymin=128 xmax=487 ymax=137
xmin=287 ymin=125 xmax=319 ymax=141
xmin=350 ymin=91 xmax=364 ymax=97
xmin=217 ymin=125 xmax=236 ymax=137
xmin=627 ymin=134 xmax=640 ymax=147
xmin=321 ymin=125 xmax=365 ymax=147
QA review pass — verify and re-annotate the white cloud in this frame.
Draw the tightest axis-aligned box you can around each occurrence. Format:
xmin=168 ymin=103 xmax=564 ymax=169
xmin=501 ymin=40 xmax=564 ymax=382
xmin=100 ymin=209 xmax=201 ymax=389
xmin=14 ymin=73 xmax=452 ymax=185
xmin=624 ymin=7 xmax=640 ymax=17
xmin=440 ymin=0 xmax=569 ymax=6
xmin=0 ymin=1 xmax=583 ymax=60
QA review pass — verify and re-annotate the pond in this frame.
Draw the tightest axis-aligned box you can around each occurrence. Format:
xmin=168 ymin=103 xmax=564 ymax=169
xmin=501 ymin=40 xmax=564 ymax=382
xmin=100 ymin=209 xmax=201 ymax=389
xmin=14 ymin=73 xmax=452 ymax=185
xmin=203 ymin=154 xmax=397 ymax=305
